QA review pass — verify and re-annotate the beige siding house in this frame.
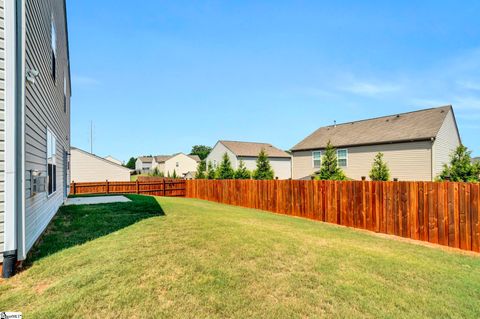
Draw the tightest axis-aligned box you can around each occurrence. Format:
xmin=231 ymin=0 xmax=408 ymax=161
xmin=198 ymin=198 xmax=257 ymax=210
xmin=206 ymin=140 xmax=292 ymax=179
xmin=135 ymin=156 xmax=153 ymax=173
xmin=2 ymin=0 xmax=71 ymax=277
xmin=291 ymin=106 xmax=461 ymax=181
xmin=104 ymin=155 xmax=123 ymax=166
xmin=70 ymin=148 xmax=131 ymax=183
xmin=151 ymin=153 xmax=200 ymax=177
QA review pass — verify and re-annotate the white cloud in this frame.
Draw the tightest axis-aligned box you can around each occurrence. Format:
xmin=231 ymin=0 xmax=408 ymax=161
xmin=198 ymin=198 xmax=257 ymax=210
xmin=457 ymin=80 xmax=480 ymax=91
xmin=72 ymin=75 xmax=101 ymax=86
xmin=341 ymin=81 xmax=401 ymax=96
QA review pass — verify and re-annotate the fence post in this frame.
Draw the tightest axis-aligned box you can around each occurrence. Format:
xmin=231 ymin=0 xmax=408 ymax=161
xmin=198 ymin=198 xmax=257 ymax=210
xmin=72 ymin=181 xmax=76 ymax=195
xmin=106 ymin=180 xmax=109 ymax=194
xmin=136 ymin=180 xmax=140 ymax=194
xmin=163 ymin=179 xmax=166 ymax=196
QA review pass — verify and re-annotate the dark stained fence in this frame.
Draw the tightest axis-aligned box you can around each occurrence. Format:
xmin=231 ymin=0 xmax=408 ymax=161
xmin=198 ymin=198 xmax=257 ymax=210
xmin=70 ymin=179 xmax=186 ymax=197
xmin=186 ymin=179 xmax=480 ymax=253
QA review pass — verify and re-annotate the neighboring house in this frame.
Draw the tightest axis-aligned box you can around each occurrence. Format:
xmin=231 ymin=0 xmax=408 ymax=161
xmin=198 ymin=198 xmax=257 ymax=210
xmin=205 ymin=141 xmax=292 ymax=179
xmin=135 ymin=156 xmax=153 ymax=174
xmin=473 ymin=157 xmax=480 ymax=164
xmin=1 ymin=1 xmax=71 ymax=276
xmin=291 ymin=106 xmax=461 ymax=181
xmin=183 ymin=171 xmax=197 ymax=180
xmin=151 ymin=153 xmax=201 ymax=177
xmin=104 ymin=155 xmax=123 ymax=166
xmin=70 ymin=148 xmax=131 ymax=183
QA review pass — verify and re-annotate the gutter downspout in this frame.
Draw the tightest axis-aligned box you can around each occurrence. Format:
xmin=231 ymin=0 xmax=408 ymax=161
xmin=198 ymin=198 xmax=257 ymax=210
xmin=3 ymin=0 xmax=18 ymax=278
xmin=2 ymin=0 xmax=25 ymax=278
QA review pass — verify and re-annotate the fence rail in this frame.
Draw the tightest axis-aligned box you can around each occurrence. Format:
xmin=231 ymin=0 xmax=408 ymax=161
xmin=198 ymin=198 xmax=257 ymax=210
xmin=186 ymin=179 xmax=480 ymax=253
xmin=70 ymin=179 xmax=186 ymax=197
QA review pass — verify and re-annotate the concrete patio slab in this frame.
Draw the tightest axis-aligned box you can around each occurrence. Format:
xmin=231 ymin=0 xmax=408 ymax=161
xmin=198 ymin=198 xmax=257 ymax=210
xmin=65 ymin=195 xmax=131 ymax=206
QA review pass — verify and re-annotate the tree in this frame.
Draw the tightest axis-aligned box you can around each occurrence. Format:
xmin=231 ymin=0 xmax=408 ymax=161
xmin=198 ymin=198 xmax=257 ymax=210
xmin=234 ymin=160 xmax=251 ymax=179
xmin=125 ymin=157 xmax=136 ymax=170
xmin=190 ymin=145 xmax=212 ymax=160
xmin=150 ymin=167 xmax=161 ymax=177
xmin=315 ymin=141 xmax=346 ymax=180
xmin=253 ymin=149 xmax=275 ymax=180
xmin=438 ymin=145 xmax=480 ymax=182
xmin=217 ymin=153 xmax=235 ymax=179
xmin=207 ymin=161 xmax=216 ymax=179
xmin=369 ymin=152 xmax=391 ymax=181
xmin=195 ymin=160 xmax=207 ymax=179
xmin=172 ymin=169 xmax=178 ymax=179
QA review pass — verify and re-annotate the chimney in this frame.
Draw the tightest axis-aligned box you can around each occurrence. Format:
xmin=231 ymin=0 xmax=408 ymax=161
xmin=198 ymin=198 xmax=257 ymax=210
xmin=334 ymin=120 xmax=337 ymax=127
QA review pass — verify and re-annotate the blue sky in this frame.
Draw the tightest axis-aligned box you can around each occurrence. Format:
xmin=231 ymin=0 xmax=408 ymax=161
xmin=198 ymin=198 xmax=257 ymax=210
xmin=67 ymin=1 xmax=480 ymax=161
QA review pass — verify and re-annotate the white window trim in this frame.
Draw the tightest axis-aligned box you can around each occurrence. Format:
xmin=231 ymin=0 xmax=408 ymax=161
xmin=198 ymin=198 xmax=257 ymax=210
xmin=337 ymin=149 xmax=348 ymax=167
xmin=46 ymin=127 xmax=58 ymax=198
xmin=312 ymin=151 xmax=322 ymax=168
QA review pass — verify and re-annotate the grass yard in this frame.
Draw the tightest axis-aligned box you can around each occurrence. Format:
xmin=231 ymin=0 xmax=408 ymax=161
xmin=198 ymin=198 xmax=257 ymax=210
xmin=1 ymin=195 xmax=479 ymax=318
xmin=130 ymin=174 xmax=149 ymax=181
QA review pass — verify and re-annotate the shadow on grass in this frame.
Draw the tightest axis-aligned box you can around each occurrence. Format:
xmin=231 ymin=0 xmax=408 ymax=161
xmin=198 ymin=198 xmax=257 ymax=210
xmin=25 ymin=194 xmax=165 ymax=266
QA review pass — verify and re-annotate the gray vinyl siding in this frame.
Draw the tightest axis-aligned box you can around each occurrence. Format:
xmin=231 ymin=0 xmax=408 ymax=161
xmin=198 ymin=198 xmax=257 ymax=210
xmin=0 ymin=0 xmax=5 ymax=258
xmin=23 ymin=0 xmax=70 ymax=252
xmin=433 ymin=110 xmax=461 ymax=179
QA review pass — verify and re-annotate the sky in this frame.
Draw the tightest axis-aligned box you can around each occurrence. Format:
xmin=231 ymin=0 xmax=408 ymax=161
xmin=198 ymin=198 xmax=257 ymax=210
xmin=67 ymin=1 xmax=480 ymax=161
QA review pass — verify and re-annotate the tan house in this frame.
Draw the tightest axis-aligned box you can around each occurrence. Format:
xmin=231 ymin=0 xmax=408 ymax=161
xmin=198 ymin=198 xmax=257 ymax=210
xmin=206 ymin=140 xmax=292 ymax=179
xmin=70 ymin=148 xmax=132 ymax=182
xmin=104 ymin=155 xmax=123 ymax=166
xmin=151 ymin=153 xmax=201 ymax=177
xmin=291 ymin=106 xmax=461 ymax=181
xmin=135 ymin=156 xmax=153 ymax=174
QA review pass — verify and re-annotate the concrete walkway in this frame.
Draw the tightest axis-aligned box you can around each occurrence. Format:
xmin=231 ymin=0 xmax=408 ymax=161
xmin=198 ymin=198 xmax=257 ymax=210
xmin=65 ymin=195 xmax=131 ymax=206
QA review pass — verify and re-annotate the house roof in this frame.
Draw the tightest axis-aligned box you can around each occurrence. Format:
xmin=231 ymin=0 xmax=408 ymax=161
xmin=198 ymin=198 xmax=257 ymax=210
xmin=188 ymin=155 xmax=201 ymax=162
xmin=138 ymin=156 xmax=153 ymax=163
xmin=153 ymin=155 xmax=171 ymax=163
xmin=71 ymin=147 xmax=132 ymax=171
xmin=154 ymin=153 xmax=201 ymax=163
xmin=473 ymin=157 xmax=480 ymax=163
xmin=291 ymin=105 xmax=454 ymax=151
xmin=219 ymin=140 xmax=291 ymax=158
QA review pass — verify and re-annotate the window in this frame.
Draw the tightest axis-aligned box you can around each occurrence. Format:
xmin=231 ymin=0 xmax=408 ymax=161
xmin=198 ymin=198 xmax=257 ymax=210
xmin=312 ymin=151 xmax=322 ymax=168
xmin=337 ymin=149 xmax=348 ymax=167
xmin=47 ymin=129 xmax=57 ymax=195
xmin=176 ymin=162 xmax=179 ymax=167
xmin=51 ymin=16 xmax=57 ymax=82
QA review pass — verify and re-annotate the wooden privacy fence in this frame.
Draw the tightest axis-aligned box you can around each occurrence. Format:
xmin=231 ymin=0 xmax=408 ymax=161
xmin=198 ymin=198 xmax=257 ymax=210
xmin=70 ymin=179 xmax=186 ymax=197
xmin=186 ymin=179 xmax=480 ymax=253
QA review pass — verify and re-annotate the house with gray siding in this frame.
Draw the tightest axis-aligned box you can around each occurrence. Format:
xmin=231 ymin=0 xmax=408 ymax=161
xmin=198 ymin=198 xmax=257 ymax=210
xmin=1 ymin=0 xmax=71 ymax=277
xmin=291 ymin=106 xmax=461 ymax=181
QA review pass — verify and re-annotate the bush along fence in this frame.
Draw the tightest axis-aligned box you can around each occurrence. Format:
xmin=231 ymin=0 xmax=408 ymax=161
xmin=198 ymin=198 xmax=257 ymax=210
xmin=70 ymin=179 xmax=186 ymax=197
xmin=186 ymin=179 xmax=480 ymax=253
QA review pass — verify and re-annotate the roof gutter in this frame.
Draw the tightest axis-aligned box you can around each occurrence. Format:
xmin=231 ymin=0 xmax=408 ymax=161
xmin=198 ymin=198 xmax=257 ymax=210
xmin=291 ymin=137 xmax=435 ymax=153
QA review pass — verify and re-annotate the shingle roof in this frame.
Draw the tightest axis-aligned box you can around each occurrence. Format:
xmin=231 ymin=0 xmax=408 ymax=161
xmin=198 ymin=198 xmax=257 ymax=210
xmin=188 ymin=155 xmax=201 ymax=162
xmin=154 ymin=155 xmax=171 ymax=163
xmin=153 ymin=154 xmax=201 ymax=163
xmin=291 ymin=106 xmax=454 ymax=151
xmin=138 ymin=156 xmax=153 ymax=163
xmin=220 ymin=140 xmax=291 ymax=158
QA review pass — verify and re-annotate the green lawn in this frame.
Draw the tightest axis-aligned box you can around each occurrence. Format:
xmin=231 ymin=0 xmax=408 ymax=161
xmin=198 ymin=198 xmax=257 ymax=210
xmin=1 ymin=195 xmax=479 ymax=318
xmin=130 ymin=174 xmax=149 ymax=181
